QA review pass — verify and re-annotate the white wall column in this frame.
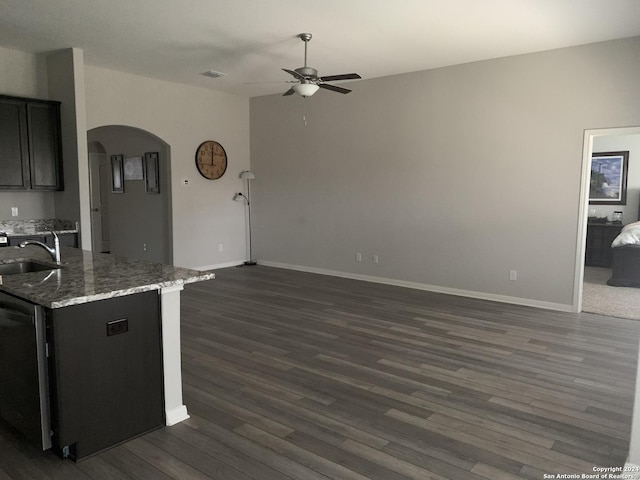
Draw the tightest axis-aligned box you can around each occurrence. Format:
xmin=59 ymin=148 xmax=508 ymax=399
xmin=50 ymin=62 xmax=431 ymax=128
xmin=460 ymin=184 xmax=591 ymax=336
xmin=47 ymin=47 xmax=90 ymax=249
xmin=160 ymin=284 xmax=189 ymax=426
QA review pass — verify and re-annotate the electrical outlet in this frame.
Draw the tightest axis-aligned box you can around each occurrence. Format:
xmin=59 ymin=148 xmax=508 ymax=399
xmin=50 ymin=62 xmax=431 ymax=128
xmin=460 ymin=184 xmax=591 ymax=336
xmin=11 ymin=207 xmax=18 ymax=217
xmin=218 ymin=244 xmax=224 ymax=252
xmin=373 ymin=254 xmax=379 ymax=264
xmin=356 ymin=252 xmax=362 ymax=262
xmin=143 ymin=243 xmax=147 ymax=251
xmin=509 ymin=269 xmax=517 ymax=281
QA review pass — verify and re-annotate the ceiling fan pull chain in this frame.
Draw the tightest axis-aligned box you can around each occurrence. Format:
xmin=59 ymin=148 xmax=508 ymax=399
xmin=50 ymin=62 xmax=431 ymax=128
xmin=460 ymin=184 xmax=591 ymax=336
xmin=301 ymin=98 xmax=308 ymax=126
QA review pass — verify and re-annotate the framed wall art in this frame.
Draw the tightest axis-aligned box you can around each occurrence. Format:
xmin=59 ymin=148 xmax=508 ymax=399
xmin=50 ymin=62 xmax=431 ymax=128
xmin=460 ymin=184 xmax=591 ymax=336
xmin=144 ymin=152 xmax=160 ymax=194
xmin=589 ymin=151 xmax=629 ymax=205
xmin=124 ymin=156 xmax=144 ymax=180
xmin=110 ymin=154 xmax=124 ymax=193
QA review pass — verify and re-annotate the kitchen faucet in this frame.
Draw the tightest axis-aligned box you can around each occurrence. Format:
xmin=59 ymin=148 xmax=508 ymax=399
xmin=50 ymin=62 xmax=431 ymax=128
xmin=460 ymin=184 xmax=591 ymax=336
xmin=19 ymin=230 xmax=61 ymax=264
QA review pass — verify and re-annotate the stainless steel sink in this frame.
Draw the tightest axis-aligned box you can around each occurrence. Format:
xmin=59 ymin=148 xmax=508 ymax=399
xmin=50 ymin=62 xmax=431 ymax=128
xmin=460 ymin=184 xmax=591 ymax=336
xmin=0 ymin=261 xmax=61 ymax=275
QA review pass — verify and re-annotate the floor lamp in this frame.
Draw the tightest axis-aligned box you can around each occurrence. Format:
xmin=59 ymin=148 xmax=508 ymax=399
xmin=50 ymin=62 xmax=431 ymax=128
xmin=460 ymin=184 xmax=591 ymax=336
xmin=234 ymin=170 xmax=256 ymax=265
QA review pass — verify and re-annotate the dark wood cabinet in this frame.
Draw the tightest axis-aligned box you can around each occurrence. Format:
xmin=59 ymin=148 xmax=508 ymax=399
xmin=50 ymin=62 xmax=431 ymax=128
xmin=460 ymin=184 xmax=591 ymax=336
xmin=8 ymin=233 xmax=77 ymax=248
xmin=0 ymin=95 xmax=63 ymax=191
xmin=585 ymin=223 xmax=623 ymax=267
xmin=8 ymin=235 xmax=46 ymax=246
xmin=0 ymin=98 xmax=29 ymax=189
xmin=26 ymin=102 xmax=63 ymax=190
xmin=47 ymin=291 xmax=164 ymax=460
xmin=56 ymin=233 xmax=78 ymax=248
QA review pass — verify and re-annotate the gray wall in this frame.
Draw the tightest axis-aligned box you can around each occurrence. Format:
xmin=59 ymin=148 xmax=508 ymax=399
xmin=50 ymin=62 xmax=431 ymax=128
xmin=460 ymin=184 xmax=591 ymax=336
xmin=0 ymin=46 xmax=54 ymax=220
xmin=87 ymin=126 xmax=172 ymax=264
xmin=250 ymin=37 xmax=640 ymax=309
xmin=0 ymin=192 xmax=56 ymax=220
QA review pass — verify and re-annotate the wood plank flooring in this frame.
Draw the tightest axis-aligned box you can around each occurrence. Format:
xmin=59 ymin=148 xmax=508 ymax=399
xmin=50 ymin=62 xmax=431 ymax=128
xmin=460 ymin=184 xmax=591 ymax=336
xmin=1 ymin=265 xmax=639 ymax=479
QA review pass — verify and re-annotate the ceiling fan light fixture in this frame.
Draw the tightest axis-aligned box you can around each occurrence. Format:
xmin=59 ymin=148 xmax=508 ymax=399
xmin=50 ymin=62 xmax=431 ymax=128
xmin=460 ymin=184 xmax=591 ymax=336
xmin=280 ymin=32 xmax=360 ymax=97
xmin=292 ymin=83 xmax=319 ymax=97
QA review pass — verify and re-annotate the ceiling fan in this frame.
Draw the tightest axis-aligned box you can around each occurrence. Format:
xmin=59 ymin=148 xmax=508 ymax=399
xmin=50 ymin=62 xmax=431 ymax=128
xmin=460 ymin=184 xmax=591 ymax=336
xmin=282 ymin=33 xmax=361 ymax=97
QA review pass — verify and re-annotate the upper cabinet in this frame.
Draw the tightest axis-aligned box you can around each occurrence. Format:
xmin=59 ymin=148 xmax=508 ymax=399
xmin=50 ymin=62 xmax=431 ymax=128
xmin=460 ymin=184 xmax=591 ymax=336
xmin=0 ymin=95 xmax=63 ymax=191
xmin=0 ymin=97 xmax=29 ymax=189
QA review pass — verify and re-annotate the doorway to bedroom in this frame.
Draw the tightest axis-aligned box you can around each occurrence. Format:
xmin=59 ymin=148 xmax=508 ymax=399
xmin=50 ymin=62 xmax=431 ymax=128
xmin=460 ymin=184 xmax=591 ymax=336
xmin=581 ymin=131 xmax=640 ymax=320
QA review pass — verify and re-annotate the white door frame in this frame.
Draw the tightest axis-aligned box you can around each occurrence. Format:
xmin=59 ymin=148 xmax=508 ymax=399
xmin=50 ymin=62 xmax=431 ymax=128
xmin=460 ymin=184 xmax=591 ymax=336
xmin=573 ymin=126 xmax=640 ymax=312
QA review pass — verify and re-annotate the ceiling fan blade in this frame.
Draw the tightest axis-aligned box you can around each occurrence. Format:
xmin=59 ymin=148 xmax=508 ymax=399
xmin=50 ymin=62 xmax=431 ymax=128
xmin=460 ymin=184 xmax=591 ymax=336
xmin=282 ymin=68 xmax=305 ymax=80
xmin=319 ymin=83 xmax=352 ymax=94
xmin=319 ymin=73 xmax=361 ymax=82
xmin=283 ymin=88 xmax=296 ymax=96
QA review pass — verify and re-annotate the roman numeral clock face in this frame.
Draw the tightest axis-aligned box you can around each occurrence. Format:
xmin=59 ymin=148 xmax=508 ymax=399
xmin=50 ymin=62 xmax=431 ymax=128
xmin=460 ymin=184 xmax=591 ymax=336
xmin=195 ymin=141 xmax=227 ymax=180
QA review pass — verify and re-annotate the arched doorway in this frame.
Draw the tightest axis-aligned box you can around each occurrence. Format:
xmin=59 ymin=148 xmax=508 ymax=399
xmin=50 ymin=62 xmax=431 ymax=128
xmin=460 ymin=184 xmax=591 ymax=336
xmin=87 ymin=126 xmax=173 ymax=264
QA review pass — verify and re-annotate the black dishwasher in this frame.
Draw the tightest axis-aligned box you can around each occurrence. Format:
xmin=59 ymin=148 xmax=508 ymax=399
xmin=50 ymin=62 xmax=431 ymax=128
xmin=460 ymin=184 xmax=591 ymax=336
xmin=0 ymin=291 xmax=52 ymax=450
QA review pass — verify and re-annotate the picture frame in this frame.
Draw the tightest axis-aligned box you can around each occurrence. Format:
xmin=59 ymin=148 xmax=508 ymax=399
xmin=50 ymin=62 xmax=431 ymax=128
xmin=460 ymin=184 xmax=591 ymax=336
xmin=110 ymin=154 xmax=124 ymax=193
xmin=589 ymin=151 xmax=629 ymax=205
xmin=144 ymin=152 xmax=160 ymax=194
xmin=123 ymin=156 xmax=144 ymax=180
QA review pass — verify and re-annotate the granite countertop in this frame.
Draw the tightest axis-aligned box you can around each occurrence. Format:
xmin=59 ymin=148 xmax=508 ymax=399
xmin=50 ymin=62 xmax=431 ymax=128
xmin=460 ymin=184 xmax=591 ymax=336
xmin=0 ymin=219 xmax=78 ymax=236
xmin=0 ymin=246 xmax=214 ymax=308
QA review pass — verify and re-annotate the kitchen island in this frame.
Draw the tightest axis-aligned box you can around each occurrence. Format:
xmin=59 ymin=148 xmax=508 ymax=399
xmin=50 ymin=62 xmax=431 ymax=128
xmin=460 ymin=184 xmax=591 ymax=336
xmin=0 ymin=245 xmax=214 ymax=459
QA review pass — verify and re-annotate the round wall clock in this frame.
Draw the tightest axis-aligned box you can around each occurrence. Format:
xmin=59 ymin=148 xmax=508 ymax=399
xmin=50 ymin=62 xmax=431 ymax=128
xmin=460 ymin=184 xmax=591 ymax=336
xmin=195 ymin=140 xmax=227 ymax=180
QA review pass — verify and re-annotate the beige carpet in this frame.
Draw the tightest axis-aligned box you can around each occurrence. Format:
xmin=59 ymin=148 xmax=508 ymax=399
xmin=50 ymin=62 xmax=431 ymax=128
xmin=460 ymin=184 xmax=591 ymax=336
xmin=583 ymin=266 xmax=640 ymax=320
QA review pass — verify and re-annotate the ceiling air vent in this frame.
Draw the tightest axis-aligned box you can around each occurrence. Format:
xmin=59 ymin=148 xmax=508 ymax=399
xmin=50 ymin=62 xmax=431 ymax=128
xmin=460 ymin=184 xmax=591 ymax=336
xmin=201 ymin=70 xmax=227 ymax=79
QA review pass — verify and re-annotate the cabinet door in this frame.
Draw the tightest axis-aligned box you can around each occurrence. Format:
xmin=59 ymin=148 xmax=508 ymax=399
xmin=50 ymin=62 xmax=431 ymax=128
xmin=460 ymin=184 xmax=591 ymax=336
xmin=585 ymin=224 xmax=621 ymax=267
xmin=9 ymin=233 xmax=77 ymax=248
xmin=585 ymin=225 xmax=604 ymax=267
xmin=0 ymin=99 xmax=29 ymax=189
xmin=57 ymin=233 xmax=78 ymax=248
xmin=49 ymin=291 xmax=164 ymax=460
xmin=43 ymin=233 xmax=78 ymax=248
xmin=27 ymin=102 xmax=63 ymax=191
xmin=8 ymin=235 xmax=47 ymax=247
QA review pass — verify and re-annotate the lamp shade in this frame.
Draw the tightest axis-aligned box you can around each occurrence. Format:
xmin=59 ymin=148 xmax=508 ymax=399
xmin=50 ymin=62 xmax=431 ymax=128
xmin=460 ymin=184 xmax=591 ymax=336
xmin=293 ymin=83 xmax=319 ymax=97
xmin=240 ymin=170 xmax=255 ymax=180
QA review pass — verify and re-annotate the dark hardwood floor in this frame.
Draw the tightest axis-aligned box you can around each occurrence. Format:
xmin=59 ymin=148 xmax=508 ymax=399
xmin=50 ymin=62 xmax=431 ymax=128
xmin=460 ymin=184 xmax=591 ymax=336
xmin=1 ymin=265 xmax=639 ymax=479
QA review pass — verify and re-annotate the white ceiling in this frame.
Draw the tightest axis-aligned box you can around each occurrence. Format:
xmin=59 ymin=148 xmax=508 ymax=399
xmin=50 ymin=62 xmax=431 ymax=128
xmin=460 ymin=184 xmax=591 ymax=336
xmin=2 ymin=0 xmax=640 ymax=98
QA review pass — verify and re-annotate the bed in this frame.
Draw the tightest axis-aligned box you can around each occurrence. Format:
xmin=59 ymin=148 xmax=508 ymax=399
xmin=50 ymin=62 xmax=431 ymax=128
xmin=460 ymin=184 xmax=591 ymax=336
xmin=607 ymin=222 xmax=640 ymax=287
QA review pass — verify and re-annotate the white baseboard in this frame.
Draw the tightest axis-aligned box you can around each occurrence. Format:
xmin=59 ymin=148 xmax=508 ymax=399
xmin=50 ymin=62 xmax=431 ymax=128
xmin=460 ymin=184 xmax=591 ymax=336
xmin=165 ymin=405 xmax=190 ymax=426
xmin=194 ymin=260 xmax=244 ymax=271
xmin=258 ymin=260 xmax=573 ymax=313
